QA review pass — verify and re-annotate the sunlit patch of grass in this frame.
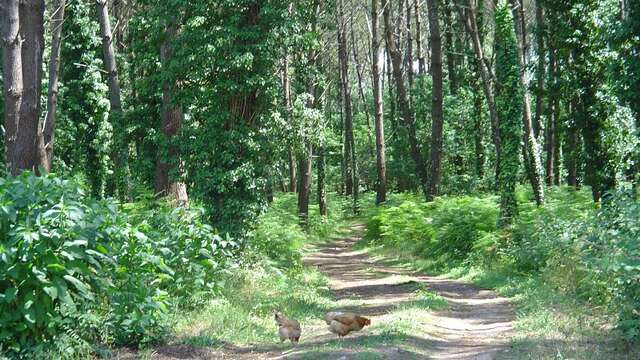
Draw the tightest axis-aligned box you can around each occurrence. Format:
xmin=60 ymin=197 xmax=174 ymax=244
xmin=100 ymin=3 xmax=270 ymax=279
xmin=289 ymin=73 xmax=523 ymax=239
xmin=172 ymin=265 xmax=335 ymax=347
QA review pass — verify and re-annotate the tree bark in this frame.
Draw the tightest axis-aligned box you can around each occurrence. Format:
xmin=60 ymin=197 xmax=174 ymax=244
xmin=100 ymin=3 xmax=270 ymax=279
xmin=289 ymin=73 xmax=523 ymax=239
xmin=473 ymin=79 xmax=485 ymax=177
xmin=14 ymin=0 xmax=45 ymax=174
xmin=372 ymin=0 xmax=387 ymax=205
xmin=155 ymin=20 xmax=188 ymax=207
xmin=414 ymin=0 xmax=426 ymax=75
xmin=510 ymin=0 xmax=545 ymax=205
xmin=1 ymin=0 xmax=23 ymax=175
xmin=426 ymin=0 xmax=444 ymax=201
xmin=338 ymin=0 xmax=355 ymax=198
xmin=317 ymin=144 xmax=327 ymax=216
xmin=282 ymin=54 xmax=297 ymax=193
xmin=405 ymin=0 xmax=414 ymax=88
xmin=383 ymin=0 xmax=429 ymax=199
xmin=96 ymin=0 xmax=130 ymax=199
xmin=297 ymin=144 xmax=313 ymax=225
xmin=39 ymin=0 xmax=66 ymax=172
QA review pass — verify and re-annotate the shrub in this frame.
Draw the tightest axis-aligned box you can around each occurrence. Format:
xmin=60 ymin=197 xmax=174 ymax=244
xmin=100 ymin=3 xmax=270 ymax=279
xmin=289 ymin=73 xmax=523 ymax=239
xmin=0 ymin=173 xmax=234 ymax=356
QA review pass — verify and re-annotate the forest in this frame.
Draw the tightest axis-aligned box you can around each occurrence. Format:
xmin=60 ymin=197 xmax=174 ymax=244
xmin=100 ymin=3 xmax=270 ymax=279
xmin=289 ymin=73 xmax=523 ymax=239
xmin=0 ymin=0 xmax=639 ymax=359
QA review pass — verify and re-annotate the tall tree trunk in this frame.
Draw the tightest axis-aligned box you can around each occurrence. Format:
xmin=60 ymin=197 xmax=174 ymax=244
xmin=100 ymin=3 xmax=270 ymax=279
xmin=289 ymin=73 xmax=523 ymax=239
xmin=457 ymin=1 xmax=501 ymax=179
xmin=39 ymin=0 xmax=65 ymax=173
xmin=426 ymin=0 xmax=444 ymax=201
xmin=317 ymin=144 xmax=327 ymax=216
xmin=533 ymin=1 xmax=545 ymax=140
xmin=1 ymin=0 xmax=23 ymax=175
xmin=444 ymin=3 xmax=458 ymax=94
xmin=414 ymin=0 xmax=426 ymax=75
xmin=545 ymin=48 xmax=558 ymax=186
xmin=372 ymin=0 xmax=387 ymax=205
xmin=383 ymin=0 xmax=429 ymax=199
xmin=297 ymin=144 xmax=313 ymax=225
xmin=155 ymin=20 xmax=188 ymax=206
xmin=14 ymin=0 xmax=45 ymax=174
xmin=405 ymin=0 xmax=414 ymax=88
xmin=349 ymin=2 xmax=374 ymax=159
xmin=510 ymin=0 xmax=545 ymax=205
xmin=565 ymin=98 xmax=580 ymax=187
xmin=282 ymin=37 xmax=297 ymax=193
xmin=281 ymin=5 xmax=297 ymax=195
xmin=473 ymin=80 xmax=485 ymax=177
xmin=338 ymin=0 xmax=355 ymax=198
xmin=97 ymin=0 xmax=129 ymax=199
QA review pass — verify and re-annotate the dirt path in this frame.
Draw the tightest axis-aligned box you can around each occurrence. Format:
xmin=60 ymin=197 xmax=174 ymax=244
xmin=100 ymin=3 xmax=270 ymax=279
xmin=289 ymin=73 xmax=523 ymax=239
xmin=134 ymin=224 xmax=513 ymax=359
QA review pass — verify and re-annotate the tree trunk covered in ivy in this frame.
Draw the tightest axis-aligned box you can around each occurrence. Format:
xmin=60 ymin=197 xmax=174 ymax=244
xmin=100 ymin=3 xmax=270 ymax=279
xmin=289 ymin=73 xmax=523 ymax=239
xmin=510 ymin=0 xmax=545 ymax=205
xmin=97 ymin=0 xmax=130 ymax=200
xmin=495 ymin=4 xmax=523 ymax=228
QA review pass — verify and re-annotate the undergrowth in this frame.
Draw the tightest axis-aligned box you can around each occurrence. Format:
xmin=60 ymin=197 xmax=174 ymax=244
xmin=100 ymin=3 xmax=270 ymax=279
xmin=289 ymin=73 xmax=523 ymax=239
xmin=362 ymin=186 xmax=640 ymax=359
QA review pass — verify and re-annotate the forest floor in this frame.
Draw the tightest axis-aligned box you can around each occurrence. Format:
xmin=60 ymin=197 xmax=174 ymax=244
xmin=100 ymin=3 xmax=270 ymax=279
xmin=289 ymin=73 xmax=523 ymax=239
xmin=122 ymin=223 xmax=515 ymax=359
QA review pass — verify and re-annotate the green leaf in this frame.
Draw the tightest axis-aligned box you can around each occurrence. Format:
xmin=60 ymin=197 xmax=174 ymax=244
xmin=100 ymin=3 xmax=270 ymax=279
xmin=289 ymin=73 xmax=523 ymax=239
xmin=63 ymin=275 xmax=93 ymax=300
xmin=43 ymin=286 xmax=58 ymax=300
xmin=4 ymin=287 xmax=17 ymax=303
xmin=63 ymin=239 xmax=88 ymax=247
xmin=24 ymin=309 xmax=36 ymax=324
xmin=46 ymin=263 xmax=66 ymax=271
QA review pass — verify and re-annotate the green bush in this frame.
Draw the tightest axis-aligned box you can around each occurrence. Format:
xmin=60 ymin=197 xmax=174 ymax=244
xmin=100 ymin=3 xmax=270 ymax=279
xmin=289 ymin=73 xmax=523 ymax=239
xmin=0 ymin=173 xmax=234 ymax=356
xmin=366 ymin=194 xmax=498 ymax=267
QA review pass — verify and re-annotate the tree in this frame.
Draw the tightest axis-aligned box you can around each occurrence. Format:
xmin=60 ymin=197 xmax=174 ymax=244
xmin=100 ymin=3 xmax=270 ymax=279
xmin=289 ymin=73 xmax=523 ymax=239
xmin=383 ymin=0 xmax=429 ymax=200
xmin=371 ymin=0 xmax=386 ymax=204
xmin=425 ymin=0 xmax=444 ymax=201
xmin=39 ymin=0 xmax=66 ymax=172
xmin=457 ymin=0 xmax=502 ymax=180
xmin=0 ymin=0 xmax=46 ymax=175
xmin=494 ymin=2 xmax=523 ymax=227
xmin=155 ymin=19 xmax=188 ymax=206
xmin=510 ymin=0 xmax=545 ymax=205
xmin=96 ymin=0 xmax=130 ymax=199
xmin=1 ymin=0 xmax=24 ymax=175
xmin=338 ymin=0 xmax=357 ymax=203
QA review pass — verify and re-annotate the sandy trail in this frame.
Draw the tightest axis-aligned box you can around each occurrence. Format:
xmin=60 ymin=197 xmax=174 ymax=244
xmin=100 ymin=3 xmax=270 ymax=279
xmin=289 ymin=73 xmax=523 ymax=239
xmin=131 ymin=224 xmax=513 ymax=359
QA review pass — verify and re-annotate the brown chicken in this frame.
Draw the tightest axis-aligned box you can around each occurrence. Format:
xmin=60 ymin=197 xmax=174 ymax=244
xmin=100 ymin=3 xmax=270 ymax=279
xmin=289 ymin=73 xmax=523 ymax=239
xmin=325 ymin=311 xmax=371 ymax=337
xmin=274 ymin=311 xmax=301 ymax=343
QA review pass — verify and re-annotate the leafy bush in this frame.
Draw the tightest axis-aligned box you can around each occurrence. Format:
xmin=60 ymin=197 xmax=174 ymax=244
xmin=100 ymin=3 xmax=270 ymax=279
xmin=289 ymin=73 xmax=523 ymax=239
xmin=366 ymin=194 xmax=498 ymax=267
xmin=0 ymin=174 xmax=116 ymax=353
xmin=0 ymin=173 xmax=234 ymax=356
